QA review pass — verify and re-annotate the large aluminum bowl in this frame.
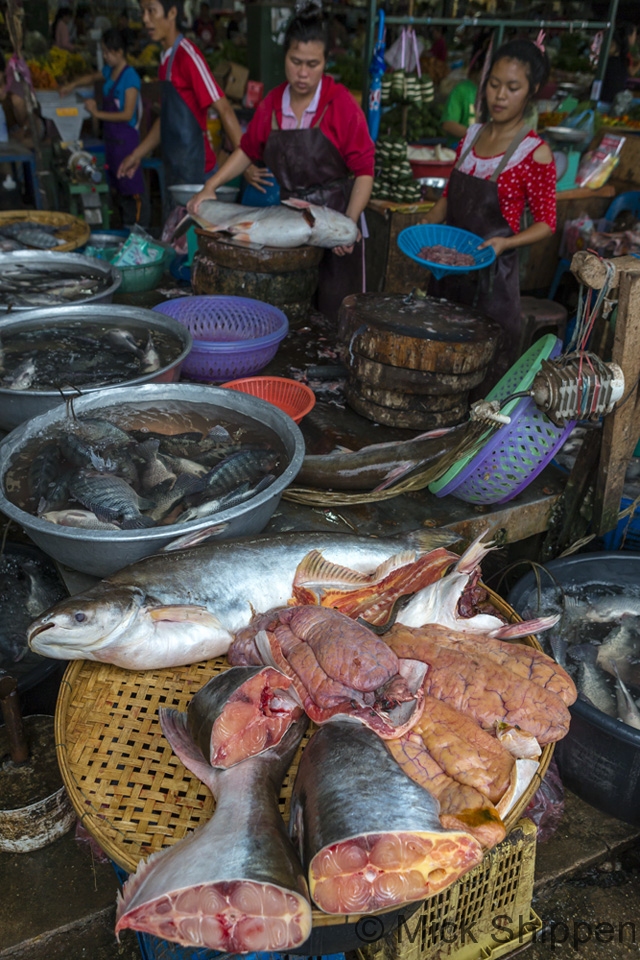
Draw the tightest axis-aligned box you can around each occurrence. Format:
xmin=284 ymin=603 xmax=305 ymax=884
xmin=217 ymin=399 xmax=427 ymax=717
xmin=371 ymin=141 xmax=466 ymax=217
xmin=0 ymin=305 xmax=193 ymax=431
xmin=0 ymin=250 xmax=122 ymax=313
xmin=0 ymin=383 xmax=305 ymax=577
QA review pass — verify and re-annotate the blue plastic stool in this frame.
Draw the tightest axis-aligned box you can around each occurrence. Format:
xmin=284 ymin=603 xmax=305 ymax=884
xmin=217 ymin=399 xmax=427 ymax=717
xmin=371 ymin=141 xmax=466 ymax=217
xmin=142 ymin=155 xmax=166 ymax=204
xmin=0 ymin=139 xmax=42 ymax=208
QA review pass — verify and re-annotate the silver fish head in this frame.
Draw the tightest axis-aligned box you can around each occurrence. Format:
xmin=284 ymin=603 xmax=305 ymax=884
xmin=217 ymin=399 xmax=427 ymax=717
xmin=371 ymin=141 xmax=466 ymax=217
xmin=27 ymin=585 xmax=145 ymax=661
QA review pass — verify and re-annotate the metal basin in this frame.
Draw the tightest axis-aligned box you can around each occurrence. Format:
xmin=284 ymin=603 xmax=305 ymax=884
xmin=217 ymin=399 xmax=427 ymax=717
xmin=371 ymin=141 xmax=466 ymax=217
xmin=508 ymin=552 xmax=640 ymax=826
xmin=0 ymin=250 xmax=122 ymax=312
xmin=0 ymin=305 xmax=193 ymax=431
xmin=0 ymin=383 xmax=305 ymax=577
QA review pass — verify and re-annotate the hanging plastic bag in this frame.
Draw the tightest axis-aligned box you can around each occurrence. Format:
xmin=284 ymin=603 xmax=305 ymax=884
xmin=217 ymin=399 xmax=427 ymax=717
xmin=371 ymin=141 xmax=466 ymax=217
xmin=524 ymin=758 xmax=565 ymax=843
xmin=384 ymin=27 xmax=424 ymax=74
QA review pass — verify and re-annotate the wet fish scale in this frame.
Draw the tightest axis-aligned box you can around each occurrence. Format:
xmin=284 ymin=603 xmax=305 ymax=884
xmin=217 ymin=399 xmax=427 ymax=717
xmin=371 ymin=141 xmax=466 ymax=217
xmin=70 ymin=473 xmax=156 ymax=528
xmin=200 ymin=450 xmax=279 ymax=498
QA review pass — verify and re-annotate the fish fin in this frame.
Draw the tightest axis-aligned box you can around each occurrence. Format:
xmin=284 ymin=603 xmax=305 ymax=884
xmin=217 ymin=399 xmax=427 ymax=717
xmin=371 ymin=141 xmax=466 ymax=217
xmin=404 ymin=529 xmax=461 ymax=553
xmin=147 ymin=605 xmax=224 ymax=628
xmin=121 ymin=515 xmax=157 ymax=529
xmin=159 ymin=708 xmax=219 ymax=789
xmin=292 ymin=549 xmax=371 ymax=598
xmin=492 ymin=614 xmax=561 ymax=639
xmin=369 ymin=550 xmax=418 ymax=582
xmin=171 ymin=214 xmax=199 ymax=240
xmin=495 ymin=759 xmax=539 ymax=819
xmin=455 ymin=529 xmax=495 ymax=573
xmin=162 ymin=523 xmax=229 ymax=552
xmin=282 ymin=198 xmax=312 ymax=210
xmin=374 ymin=461 xmax=423 ymax=491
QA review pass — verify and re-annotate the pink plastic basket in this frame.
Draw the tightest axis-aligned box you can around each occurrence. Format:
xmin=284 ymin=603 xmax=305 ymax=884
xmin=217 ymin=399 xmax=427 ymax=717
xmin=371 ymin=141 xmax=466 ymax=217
xmin=430 ymin=335 xmax=575 ymax=505
xmin=153 ymin=296 xmax=289 ymax=382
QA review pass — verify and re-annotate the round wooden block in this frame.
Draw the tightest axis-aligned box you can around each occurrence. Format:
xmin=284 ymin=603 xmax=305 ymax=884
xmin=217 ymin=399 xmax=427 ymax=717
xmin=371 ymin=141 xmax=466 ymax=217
xmin=338 ymin=293 xmax=500 ymax=374
xmin=192 ymin=256 xmax=319 ymax=317
xmin=195 ymin=230 xmax=324 ymax=272
xmin=346 ymin=383 xmax=468 ymax=429
xmin=350 ymin=377 xmax=467 ymax=413
xmin=349 ymin=352 xmax=487 ymax=396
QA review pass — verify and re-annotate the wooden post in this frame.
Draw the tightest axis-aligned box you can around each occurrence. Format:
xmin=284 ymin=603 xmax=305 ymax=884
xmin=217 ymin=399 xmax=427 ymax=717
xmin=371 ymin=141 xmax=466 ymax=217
xmin=570 ymin=251 xmax=640 ymax=535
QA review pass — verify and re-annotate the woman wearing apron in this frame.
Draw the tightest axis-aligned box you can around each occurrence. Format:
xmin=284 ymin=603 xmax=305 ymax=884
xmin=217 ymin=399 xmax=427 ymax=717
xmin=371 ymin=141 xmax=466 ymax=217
xmin=60 ymin=29 xmax=147 ymax=226
xmin=423 ymin=39 xmax=556 ymax=383
xmin=118 ymin=0 xmax=242 ymax=196
xmin=188 ymin=4 xmax=375 ymax=321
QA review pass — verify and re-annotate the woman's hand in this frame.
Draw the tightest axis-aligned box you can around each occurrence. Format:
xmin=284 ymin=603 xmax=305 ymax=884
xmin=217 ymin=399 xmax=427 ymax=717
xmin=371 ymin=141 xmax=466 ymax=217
xmin=187 ymin=183 xmax=217 ymax=215
xmin=118 ymin=151 xmax=141 ymax=179
xmin=59 ymin=83 xmax=74 ymax=98
xmin=83 ymin=98 xmax=98 ymax=117
xmin=479 ymin=236 xmax=512 ymax=257
xmin=243 ymin=164 xmax=275 ymax=194
xmin=333 ymin=229 xmax=362 ymax=257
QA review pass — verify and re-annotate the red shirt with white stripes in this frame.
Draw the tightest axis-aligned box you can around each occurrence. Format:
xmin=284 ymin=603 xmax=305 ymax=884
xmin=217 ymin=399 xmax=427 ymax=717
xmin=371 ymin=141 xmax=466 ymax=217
xmin=159 ymin=36 xmax=223 ymax=172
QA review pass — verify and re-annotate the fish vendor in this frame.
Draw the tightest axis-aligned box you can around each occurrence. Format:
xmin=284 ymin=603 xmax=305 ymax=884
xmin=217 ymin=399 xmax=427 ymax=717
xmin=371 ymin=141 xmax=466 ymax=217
xmin=60 ymin=30 xmax=149 ymax=228
xmin=188 ymin=3 xmax=375 ymax=321
xmin=117 ymin=0 xmax=243 ymax=193
xmin=423 ymin=38 xmax=557 ymax=383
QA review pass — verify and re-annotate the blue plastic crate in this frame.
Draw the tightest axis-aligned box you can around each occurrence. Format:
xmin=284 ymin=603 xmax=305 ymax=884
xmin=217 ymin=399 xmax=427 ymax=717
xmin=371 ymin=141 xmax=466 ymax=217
xmin=112 ymin=861 xmax=345 ymax=960
xmin=601 ymin=496 xmax=640 ymax=551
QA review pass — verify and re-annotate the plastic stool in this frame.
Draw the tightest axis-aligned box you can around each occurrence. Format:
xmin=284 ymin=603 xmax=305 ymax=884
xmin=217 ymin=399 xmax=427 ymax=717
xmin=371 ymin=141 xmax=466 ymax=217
xmin=0 ymin=140 xmax=42 ymax=208
xmin=519 ymin=296 xmax=568 ymax=356
xmin=142 ymin=155 xmax=166 ymax=202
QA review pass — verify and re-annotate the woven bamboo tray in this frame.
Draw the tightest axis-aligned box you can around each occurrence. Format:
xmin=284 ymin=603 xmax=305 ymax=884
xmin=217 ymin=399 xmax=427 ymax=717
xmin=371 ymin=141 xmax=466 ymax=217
xmin=0 ymin=210 xmax=90 ymax=252
xmin=54 ymin=585 xmax=552 ymax=928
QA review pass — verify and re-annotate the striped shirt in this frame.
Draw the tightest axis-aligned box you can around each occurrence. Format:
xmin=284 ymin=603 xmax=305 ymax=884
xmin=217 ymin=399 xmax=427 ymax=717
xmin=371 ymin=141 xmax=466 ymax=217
xmin=159 ymin=36 xmax=223 ymax=170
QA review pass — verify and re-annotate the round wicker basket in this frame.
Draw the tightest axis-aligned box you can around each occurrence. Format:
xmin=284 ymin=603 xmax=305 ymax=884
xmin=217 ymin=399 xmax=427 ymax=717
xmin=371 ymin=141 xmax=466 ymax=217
xmin=55 ymin=585 xmax=552 ymax=928
xmin=0 ymin=210 xmax=90 ymax=252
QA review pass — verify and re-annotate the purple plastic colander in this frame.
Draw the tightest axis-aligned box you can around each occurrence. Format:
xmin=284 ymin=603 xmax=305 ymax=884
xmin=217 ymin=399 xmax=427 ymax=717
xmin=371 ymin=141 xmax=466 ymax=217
xmin=444 ymin=397 xmax=575 ymax=505
xmin=153 ymin=296 xmax=289 ymax=382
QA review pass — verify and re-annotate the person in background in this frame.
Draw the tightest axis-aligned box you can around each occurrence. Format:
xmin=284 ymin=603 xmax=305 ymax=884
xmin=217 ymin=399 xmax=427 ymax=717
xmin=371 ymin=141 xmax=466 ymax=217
xmin=52 ymin=6 xmax=76 ymax=52
xmin=429 ymin=26 xmax=448 ymax=63
xmin=60 ymin=30 xmax=148 ymax=227
xmin=422 ymin=38 xmax=556 ymax=383
xmin=118 ymin=0 xmax=242 ymax=192
xmin=193 ymin=2 xmax=215 ymax=49
xmin=601 ymin=22 xmax=637 ymax=104
xmin=441 ymin=50 xmax=485 ymax=142
xmin=0 ymin=52 xmax=45 ymax=146
xmin=188 ymin=3 xmax=374 ymax=321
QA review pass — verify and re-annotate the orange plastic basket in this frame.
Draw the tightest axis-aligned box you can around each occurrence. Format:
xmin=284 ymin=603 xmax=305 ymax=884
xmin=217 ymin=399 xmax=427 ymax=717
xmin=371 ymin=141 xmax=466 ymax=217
xmin=221 ymin=376 xmax=316 ymax=423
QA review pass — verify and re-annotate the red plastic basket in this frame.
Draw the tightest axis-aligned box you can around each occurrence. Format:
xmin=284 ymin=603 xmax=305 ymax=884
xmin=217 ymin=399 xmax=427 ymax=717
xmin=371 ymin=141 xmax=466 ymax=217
xmin=221 ymin=376 xmax=316 ymax=423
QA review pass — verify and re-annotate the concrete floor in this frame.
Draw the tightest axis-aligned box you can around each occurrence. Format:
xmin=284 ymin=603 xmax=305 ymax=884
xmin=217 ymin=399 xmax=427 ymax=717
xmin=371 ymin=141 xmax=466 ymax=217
xmin=1 ymin=789 xmax=639 ymax=960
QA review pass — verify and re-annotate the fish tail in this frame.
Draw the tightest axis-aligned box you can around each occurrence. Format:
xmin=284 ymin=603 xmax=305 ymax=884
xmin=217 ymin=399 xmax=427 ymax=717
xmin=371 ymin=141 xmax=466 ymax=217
xmin=159 ymin=708 xmax=220 ymax=791
xmin=492 ymin=614 xmax=561 ymax=639
xmin=122 ymin=515 xmax=157 ymax=529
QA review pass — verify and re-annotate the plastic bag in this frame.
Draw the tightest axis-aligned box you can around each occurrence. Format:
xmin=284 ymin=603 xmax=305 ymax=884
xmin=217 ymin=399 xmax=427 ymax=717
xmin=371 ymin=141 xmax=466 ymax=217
xmin=74 ymin=820 xmax=111 ymax=864
xmin=385 ymin=27 xmax=424 ymax=73
xmin=576 ymin=132 xmax=626 ymax=189
xmin=113 ymin=226 xmax=166 ymax=266
xmin=524 ymin=757 xmax=565 ymax=843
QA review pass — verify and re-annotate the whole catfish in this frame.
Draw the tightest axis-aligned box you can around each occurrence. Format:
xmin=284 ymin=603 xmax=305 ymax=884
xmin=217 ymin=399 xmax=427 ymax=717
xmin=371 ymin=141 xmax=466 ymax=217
xmin=116 ymin=712 xmax=312 ymax=952
xmin=27 ymin=530 xmax=453 ymax=669
xmin=181 ymin=198 xmax=358 ymax=249
xmin=290 ymin=722 xmax=483 ymax=915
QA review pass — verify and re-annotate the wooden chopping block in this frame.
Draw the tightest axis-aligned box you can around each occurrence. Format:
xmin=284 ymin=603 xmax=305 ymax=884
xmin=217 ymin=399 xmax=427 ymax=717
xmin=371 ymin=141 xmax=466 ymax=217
xmin=338 ymin=293 xmax=500 ymax=375
xmin=195 ymin=231 xmax=324 ymax=272
xmin=345 ymin=384 xmax=468 ymax=429
xmin=350 ymin=378 xmax=466 ymax=412
xmin=349 ymin=353 xmax=487 ymax=396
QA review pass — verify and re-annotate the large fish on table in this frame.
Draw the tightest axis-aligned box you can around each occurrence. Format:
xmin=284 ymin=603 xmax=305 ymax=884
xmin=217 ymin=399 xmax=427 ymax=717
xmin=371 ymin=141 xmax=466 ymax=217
xmin=116 ymin=712 xmax=312 ymax=952
xmin=176 ymin=198 xmax=358 ymax=250
xmin=289 ymin=722 xmax=483 ymax=915
xmin=27 ymin=530 xmax=454 ymax=670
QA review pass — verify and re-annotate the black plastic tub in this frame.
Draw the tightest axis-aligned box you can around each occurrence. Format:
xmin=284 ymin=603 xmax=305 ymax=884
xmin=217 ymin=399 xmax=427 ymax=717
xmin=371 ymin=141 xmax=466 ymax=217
xmin=508 ymin=551 xmax=640 ymax=826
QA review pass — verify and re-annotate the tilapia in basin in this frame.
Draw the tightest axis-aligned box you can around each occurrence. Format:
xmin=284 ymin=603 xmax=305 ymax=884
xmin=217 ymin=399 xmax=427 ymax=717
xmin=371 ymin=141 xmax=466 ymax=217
xmin=0 ymin=383 xmax=304 ymax=577
xmin=0 ymin=306 xmax=192 ymax=431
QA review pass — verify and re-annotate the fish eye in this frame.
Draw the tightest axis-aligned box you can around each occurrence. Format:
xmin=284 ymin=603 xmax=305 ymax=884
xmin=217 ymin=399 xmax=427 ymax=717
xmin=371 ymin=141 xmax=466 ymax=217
xmin=75 ymin=612 xmax=86 ymax=622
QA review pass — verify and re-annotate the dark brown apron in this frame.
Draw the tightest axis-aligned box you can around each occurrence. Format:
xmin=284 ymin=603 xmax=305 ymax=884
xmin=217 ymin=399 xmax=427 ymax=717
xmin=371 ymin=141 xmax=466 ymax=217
xmin=434 ymin=123 xmax=531 ymax=384
xmin=263 ymin=104 xmax=362 ymax=321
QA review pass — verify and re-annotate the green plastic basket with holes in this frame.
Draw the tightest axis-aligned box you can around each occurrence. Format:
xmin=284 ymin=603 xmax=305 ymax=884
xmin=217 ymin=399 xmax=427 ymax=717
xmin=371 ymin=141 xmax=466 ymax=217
xmin=117 ymin=249 xmax=172 ymax=294
xmin=429 ymin=334 xmax=562 ymax=497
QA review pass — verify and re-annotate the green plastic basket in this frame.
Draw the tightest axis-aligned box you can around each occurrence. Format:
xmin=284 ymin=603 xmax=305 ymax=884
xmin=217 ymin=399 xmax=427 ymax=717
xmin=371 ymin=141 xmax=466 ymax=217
xmin=117 ymin=249 xmax=171 ymax=294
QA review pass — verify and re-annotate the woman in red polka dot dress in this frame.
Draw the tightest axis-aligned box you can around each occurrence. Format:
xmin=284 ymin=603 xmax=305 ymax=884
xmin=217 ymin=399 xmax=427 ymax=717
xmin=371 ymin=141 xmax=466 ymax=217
xmin=423 ymin=39 xmax=556 ymax=380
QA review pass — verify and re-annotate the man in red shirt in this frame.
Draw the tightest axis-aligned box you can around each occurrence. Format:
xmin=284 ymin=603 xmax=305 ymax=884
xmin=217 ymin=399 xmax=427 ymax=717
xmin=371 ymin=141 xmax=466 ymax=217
xmin=118 ymin=0 xmax=241 ymax=190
